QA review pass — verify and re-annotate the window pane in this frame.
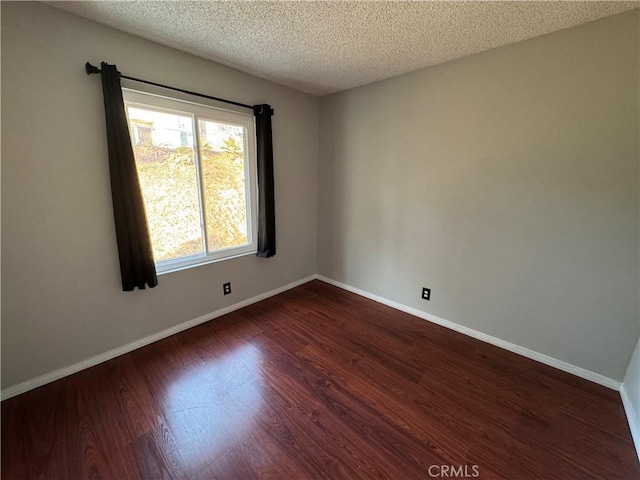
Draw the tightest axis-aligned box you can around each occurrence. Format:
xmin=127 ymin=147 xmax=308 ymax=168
xmin=198 ymin=120 xmax=249 ymax=252
xmin=127 ymin=106 xmax=203 ymax=262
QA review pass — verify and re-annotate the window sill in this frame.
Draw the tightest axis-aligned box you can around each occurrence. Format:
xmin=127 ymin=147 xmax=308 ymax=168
xmin=156 ymin=249 xmax=257 ymax=276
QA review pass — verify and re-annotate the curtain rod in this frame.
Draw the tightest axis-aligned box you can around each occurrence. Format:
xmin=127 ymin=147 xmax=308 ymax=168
xmin=85 ymin=62 xmax=256 ymax=111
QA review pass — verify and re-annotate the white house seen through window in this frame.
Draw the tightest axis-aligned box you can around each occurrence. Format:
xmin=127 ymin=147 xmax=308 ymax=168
xmin=123 ymin=89 xmax=258 ymax=274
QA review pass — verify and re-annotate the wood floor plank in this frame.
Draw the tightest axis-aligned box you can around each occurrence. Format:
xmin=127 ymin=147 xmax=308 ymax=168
xmin=2 ymin=280 xmax=638 ymax=479
xmin=269 ymin=356 xmax=450 ymax=477
xmin=258 ymin=333 xmax=438 ymax=479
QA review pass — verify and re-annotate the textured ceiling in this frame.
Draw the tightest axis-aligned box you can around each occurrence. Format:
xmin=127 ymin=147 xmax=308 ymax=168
xmin=48 ymin=1 xmax=639 ymax=96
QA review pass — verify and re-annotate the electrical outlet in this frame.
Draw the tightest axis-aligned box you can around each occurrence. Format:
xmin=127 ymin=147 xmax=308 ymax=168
xmin=421 ymin=287 xmax=431 ymax=301
xmin=223 ymin=282 xmax=231 ymax=295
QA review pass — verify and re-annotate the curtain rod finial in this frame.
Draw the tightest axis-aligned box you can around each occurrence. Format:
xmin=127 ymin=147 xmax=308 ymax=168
xmin=85 ymin=62 xmax=101 ymax=75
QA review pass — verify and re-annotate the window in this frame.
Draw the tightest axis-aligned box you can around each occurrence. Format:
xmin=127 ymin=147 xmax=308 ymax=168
xmin=123 ymin=89 xmax=258 ymax=274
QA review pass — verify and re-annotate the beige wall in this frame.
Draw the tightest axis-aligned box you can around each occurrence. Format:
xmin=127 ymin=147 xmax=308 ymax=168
xmin=318 ymin=11 xmax=639 ymax=381
xmin=627 ymin=9 xmax=640 ymax=452
xmin=1 ymin=2 xmax=319 ymax=389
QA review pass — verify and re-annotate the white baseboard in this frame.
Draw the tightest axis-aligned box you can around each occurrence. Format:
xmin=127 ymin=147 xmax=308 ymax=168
xmin=2 ymin=273 xmax=623 ymax=401
xmin=5 ymin=273 xmax=633 ymax=458
xmin=620 ymin=384 xmax=640 ymax=461
xmin=0 ymin=275 xmax=317 ymax=401
xmin=316 ymin=275 xmax=621 ymax=391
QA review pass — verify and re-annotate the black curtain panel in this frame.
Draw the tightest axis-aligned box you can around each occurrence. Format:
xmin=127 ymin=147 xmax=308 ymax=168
xmin=253 ymin=104 xmax=276 ymax=258
xmin=99 ymin=62 xmax=158 ymax=290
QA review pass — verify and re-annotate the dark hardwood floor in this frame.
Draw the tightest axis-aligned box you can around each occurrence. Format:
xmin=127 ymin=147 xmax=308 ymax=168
xmin=2 ymin=280 xmax=639 ymax=479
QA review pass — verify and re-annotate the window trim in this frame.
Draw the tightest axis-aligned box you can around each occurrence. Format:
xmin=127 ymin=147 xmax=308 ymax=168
xmin=122 ymin=88 xmax=259 ymax=275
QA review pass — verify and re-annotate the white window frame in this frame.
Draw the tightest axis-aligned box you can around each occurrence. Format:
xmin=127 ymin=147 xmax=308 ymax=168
xmin=123 ymin=88 xmax=258 ymax=275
